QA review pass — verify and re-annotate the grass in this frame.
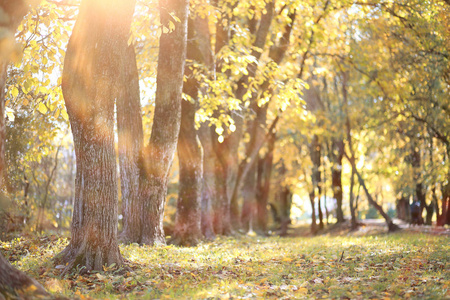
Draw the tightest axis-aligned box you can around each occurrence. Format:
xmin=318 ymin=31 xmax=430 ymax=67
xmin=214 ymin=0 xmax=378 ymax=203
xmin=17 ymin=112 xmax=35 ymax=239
xmin=1 ymin=231 xmax=449 ymax=299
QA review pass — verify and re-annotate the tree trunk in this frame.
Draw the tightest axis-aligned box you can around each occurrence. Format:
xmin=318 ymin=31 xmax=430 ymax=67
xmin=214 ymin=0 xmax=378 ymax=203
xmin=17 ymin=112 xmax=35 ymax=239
xmin=55 ymin=0 xmax=135 ymax=272
xmin=331 ymin=139 xmax=345 ymax=223
xmin=309 ymin=191 xmax=317 ymax=234
xmin=170 ymin=18 xmax=204 ymax=246
xmin=140 ymin=0 xmax=189 ymax=245
xmin=255 ymin=132 xmax=275 ymax=233
xmin=223 ymin=0 xmax=275 ymax=232
xmin=0 ymin=252 xmax=50 ymax=299
xmin=171 ymin=99 xmax=203 ymax=246
xmin=241 ymin=162 xmax=257 ymax=232
xmin=198 ymin=124 xmax=216 ymax=240
xmin=279 ymin=187 xmax=291 ymax=237
xmin=117 ymin=45 xmax=144 ymax=244
xmin=349 ymin=162 xmax=358 ymax=230
xmin=396 ymin=195 xmax=410 ymax=222
xmin=310 ymin=135 xmax=323 ymax=230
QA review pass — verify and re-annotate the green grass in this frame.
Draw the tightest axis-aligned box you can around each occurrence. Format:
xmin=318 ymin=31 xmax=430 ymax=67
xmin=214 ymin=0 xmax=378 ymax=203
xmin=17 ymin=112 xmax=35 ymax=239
xmin=1 ymin=232 xmax=449 ymax=299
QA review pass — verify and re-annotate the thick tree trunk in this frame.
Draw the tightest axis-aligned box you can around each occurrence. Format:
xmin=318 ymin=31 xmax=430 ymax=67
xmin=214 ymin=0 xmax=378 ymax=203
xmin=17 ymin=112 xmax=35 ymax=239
xmin=56 ymin=0 xmax=135 ymax=272
xmin=0 ymin=253 xmax=50 ymax=299
xmin=171 ymin=19 xmax=204 ymax=245
xmin=140 ymin=0 xmax=189 ymax=245
xmin=117 ymin=45 xmax=144 ymax=244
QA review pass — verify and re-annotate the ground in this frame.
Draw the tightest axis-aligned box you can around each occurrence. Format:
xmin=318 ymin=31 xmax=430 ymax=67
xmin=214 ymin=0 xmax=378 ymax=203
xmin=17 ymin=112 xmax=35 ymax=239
xmin=0 ymin=223 xmax=449 ymax=299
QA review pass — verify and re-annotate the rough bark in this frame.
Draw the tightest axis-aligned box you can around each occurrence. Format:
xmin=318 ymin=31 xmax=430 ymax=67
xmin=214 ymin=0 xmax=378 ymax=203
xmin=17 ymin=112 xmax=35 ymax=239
xmin=0 ymin=252 xmax=50 ymax=300
xmin=117 ymin=45 xmax=144 ymax=244
xmin=140 ymin=0 xmax=189 ymax=245
xmin=55 ymin=0 xmax=135 ymax=272
xmin=170 ymin=18 xmax=204 ymax=246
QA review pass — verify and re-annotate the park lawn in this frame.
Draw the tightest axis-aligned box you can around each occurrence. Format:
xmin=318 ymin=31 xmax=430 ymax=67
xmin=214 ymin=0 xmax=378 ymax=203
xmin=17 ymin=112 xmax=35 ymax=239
xmin=1 ymin=232 xmax=449 ymax=299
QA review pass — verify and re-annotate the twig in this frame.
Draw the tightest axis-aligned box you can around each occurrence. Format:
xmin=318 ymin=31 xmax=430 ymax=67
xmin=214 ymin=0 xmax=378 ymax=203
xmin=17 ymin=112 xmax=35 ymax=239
xmin=339 ymin=251 xmax=344 ymax=262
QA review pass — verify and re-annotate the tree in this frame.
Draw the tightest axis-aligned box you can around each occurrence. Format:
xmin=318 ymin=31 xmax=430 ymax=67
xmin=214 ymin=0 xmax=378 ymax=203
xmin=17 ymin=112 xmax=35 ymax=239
xmin=139 ymin=0 xmax=189 ymax=245
xmin=170 ymin=18 xmax=204 ymax=246
xmin=0 ymin=0 xmax=32 ymax=191
xmin=0 ymin=1 xmax=54 ymax=298
xmin=117 ymin=44 xmax=144 ymax=244
xmin=55 ymin=0 xmax=136 ymax=272
xmin=0 ymin=252 xmax=49 ymax=299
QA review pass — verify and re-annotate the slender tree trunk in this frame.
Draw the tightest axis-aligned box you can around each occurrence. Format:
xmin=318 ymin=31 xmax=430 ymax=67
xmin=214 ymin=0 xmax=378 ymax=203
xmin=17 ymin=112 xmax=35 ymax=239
xmin=0 ymin=60 xmax=7 ymax=193
xmin=344 ymin=151 xmax=399 ymax=232
xmin=190 ymin=10 xmax=216 ymax=240
xmin=331 ymin=139 xmax=345 ymax=223
xmin=198 ymin=124 xmax=216 ymax=239
xmin=117 ymin=45 xmax=144 ymax=244
xmin=36 ymin=146 xmax=60 ymax=232
xmin=349 ymin=162 xmax=358 ymax=230
xmin=55 ymin=0 xmax=135 ymax=272
xmin=310 ymin=135 xmax=323 ymax=230
xmin=241 ymin=162 xmax=257 ymax=232
xmin=140 ymin=0 xmax=189 ymax=245
xmin=309 ymin=191 xmax=317 ymax=234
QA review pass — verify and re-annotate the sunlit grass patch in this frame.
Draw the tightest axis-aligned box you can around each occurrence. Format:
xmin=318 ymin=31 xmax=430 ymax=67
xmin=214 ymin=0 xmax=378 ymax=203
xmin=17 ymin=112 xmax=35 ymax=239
xmin=1 ymin=233 xmax=449 ymax=299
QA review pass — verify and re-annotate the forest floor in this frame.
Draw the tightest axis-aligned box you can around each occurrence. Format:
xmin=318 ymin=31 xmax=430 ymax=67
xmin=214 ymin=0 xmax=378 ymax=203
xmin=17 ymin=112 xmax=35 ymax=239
xmin=1 ymin=223 xmax=449 ymax=299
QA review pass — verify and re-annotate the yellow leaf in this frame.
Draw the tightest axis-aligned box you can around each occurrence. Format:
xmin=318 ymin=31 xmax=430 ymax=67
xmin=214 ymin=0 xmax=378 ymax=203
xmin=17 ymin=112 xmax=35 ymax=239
xmin=11 ymin=86 xmax=19 ymax=98
xmin=38 ymin=102 xmax=48 ymax=114
xmin=61 ymin=109 xmax=69 ymax=121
